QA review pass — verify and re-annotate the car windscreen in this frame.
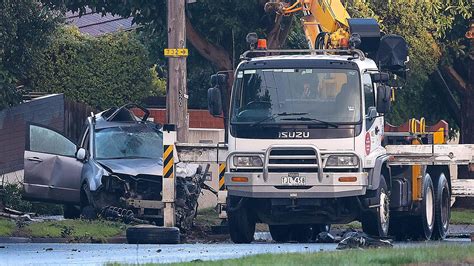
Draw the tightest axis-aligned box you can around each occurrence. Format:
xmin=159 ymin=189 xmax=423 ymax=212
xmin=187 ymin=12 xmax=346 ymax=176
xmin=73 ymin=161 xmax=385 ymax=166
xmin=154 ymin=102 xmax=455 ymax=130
xmin=94 ymin=125 xmax=163 ymax=160
xmin=230 ymin=68 xmax=362 ymax=125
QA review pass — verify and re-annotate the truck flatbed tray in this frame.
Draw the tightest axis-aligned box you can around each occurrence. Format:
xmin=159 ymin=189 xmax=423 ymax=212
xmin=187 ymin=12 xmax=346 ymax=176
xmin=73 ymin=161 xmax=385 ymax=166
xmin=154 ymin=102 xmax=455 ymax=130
xmin=386 ymin=144 xmax=474 ymax=166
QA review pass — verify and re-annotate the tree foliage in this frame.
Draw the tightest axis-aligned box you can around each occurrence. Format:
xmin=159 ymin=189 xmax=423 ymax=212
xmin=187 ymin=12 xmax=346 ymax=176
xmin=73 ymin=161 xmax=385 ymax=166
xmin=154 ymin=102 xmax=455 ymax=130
xmin=0 ymin=0 xmax=62 ymax=110
xmin=346 ymin=0 xmax=472 ymax=129
xmin=28 ymin=26 xmax=159 ymax=109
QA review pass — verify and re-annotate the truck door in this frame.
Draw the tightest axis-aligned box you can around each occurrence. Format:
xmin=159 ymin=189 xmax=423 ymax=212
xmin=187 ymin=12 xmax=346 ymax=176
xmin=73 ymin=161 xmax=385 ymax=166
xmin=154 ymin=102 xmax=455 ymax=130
xmin=23 ymin=123 xmax=83 ymax=204
xmin=363 ymin=73 xmax=384 ymax=156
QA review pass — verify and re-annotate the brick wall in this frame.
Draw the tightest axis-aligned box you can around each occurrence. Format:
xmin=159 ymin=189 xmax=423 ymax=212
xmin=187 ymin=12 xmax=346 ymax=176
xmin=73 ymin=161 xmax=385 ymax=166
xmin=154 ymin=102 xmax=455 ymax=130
xmin=137 ymin=109 xmax=224 ymax=129
xmin=0 ymin=94 xmax=64 ymax=174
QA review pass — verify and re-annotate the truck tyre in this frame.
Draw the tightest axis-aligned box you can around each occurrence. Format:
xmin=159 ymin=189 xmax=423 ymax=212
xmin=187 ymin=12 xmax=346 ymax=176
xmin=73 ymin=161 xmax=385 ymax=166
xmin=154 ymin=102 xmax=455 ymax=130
xmin=432 ymin=173 xmax=450 ymax=240
xmin=410 ymin=173 xmax=435 ymax=240
xmin=361 ymin=176 xmax=389 ymax=237
xmin=269 ymin=225 xmax=290 ymax=242
xmin=63 ymin=205 xmax=81 ymax=219
xmin=126 ymin=225 xmax=180 ymax=244
xmin=227 ymin=196 xmax=255 ymax=243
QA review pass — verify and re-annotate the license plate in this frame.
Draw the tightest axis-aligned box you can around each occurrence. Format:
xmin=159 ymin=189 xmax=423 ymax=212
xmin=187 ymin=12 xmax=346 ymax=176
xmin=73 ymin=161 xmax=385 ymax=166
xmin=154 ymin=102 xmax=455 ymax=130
xmin=281 ymin=176 xmax=306 ymax=185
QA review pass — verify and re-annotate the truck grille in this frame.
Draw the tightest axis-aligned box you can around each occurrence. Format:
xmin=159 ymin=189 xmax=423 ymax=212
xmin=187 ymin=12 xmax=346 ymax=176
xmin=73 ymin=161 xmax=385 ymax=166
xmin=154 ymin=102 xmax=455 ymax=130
xmin=267 ymin=148 xmax=319 ymax=173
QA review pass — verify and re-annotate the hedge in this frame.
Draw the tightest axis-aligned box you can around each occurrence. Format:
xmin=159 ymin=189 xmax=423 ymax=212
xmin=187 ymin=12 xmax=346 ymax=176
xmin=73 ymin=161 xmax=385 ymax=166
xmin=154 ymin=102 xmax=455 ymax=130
xmin=28 ymin=26 xmax=163 ymax=109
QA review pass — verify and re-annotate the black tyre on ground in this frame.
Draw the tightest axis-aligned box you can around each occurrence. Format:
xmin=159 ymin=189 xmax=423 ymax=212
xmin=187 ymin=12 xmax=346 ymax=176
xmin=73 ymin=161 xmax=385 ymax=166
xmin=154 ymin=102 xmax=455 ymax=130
xmin=227 ymin=196 xmax=256 ymax=244
xmin=361 ymin=176 xmax=390 ymax=237
xmin=269 ymin=225 xmax=290 ymax=243
xmin=432 ymin=172 xmax=450 ymax=240
xmin=126 ymin=225 xmax=180 ymax=244
xmin=409 ymin=173 xmax=435 ymax=240
xmin=63 ymin=205 xmax=81 ymax=219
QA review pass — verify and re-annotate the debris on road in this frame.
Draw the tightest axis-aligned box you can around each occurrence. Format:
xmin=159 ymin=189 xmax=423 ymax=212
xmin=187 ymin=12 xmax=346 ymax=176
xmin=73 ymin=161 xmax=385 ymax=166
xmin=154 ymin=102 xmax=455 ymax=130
xmin=336 ymin=232 xmax=393 ymax=250
xmin=175 ymin=163 xmax=210 ymax=232
xmin=315 ymin=232 xmax=336 ymax=243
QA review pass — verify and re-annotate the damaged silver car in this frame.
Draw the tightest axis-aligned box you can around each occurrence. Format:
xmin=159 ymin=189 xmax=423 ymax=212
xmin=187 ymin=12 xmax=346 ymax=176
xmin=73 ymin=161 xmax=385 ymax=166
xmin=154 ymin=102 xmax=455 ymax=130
xmin=23 ymin=104 xmax=165 ymax=222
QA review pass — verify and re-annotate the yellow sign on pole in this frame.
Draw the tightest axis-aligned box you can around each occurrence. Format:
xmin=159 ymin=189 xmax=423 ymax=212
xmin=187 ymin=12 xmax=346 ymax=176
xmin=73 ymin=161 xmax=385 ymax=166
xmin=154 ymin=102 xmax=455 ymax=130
xmin=164 ymin=48 xmax=189 ymax=57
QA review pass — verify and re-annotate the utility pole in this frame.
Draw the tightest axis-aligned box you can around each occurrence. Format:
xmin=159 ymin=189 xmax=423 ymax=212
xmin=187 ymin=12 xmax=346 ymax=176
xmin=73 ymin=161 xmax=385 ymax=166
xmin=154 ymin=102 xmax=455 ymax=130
xmin=167 ymin=0 xmax=188 ymax=142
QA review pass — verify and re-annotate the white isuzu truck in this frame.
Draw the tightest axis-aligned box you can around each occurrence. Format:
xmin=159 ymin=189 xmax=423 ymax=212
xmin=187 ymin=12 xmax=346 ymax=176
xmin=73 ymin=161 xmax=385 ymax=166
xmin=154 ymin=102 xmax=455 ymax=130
xmin=196 ymin=0 xmax=474 ymax=244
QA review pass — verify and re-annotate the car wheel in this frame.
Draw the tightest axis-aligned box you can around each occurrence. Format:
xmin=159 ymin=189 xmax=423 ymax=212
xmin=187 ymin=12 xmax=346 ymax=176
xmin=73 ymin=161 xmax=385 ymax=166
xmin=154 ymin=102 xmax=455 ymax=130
xmin=126 ymin=225 xmax=180 ymax=244
xmin=80 ymin=184 xmax=97 ymax=220
xmin=361 ymin=176 xmax=390 ymax=237
xmin=432 ymin=173 xmax=450 ymax=240
xmin=269 ymin=225 xmax=290 ymax=243
xmin=63 ymin=205 xmax=81 ymax=219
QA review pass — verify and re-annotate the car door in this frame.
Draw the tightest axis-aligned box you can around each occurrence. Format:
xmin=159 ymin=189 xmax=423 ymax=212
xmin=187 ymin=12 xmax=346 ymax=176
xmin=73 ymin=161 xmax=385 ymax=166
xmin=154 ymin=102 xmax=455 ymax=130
xmin=23 ymin=123 xmax=83 ymax=204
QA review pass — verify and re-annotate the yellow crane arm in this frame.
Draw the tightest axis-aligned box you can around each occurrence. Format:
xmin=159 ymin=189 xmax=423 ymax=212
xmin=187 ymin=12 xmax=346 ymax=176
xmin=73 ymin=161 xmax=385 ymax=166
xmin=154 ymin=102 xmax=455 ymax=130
xmin=267 ymin=0 xmax=351 ymax=49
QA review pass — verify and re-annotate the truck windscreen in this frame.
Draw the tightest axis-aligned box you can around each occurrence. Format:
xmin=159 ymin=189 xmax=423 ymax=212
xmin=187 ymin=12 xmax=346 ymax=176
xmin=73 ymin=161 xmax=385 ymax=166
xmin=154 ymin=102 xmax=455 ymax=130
xmin=230 ymin=68 xmax=361 ymax=125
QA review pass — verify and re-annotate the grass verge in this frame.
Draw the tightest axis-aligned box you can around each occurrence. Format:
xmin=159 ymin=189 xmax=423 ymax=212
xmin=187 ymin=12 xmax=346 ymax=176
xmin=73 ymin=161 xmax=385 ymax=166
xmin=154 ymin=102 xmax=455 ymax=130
xmin=163 ymin=245 xmax=474 ymax=266
xmin=451 ymin=208 xmax=474 ymax=224
xmin=22 ymin=219 xmax=126 ymax=241
xmin=0 ymin=218 xmax=16 ymax=236
xmin=194 ymin=208 xmax=220 ymax=226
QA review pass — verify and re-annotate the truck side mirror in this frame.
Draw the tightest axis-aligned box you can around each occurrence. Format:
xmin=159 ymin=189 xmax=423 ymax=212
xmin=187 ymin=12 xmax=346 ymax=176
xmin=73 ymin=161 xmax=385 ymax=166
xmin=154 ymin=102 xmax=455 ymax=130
xmin=208 ymin=74 xmax=223 ymax=116
xmin=371 ymin=72 xmax=390 ymax=83
xmin=376 ymin=85 xmax=392 ymax=114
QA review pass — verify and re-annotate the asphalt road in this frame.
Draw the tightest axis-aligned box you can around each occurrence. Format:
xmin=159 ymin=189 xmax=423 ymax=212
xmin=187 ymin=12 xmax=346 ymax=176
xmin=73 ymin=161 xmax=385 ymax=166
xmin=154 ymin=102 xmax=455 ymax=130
xmin=0 ymin=239 xmax=471 ymax=266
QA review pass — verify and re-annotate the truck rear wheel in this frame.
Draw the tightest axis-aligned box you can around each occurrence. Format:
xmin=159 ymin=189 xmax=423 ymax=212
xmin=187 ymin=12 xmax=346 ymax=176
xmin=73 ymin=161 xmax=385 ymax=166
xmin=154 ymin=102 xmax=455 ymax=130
xmin=227 ymin=196 xmax=255 ymax=243
xmin=361 ymin=176 xmax=389 ymax=237
xmin=410 ymin=173 xmax=435 ymax=240
xmin=269 ymin=225 xmax=290 ymax=242
xmin=432 ymin=173 xmax=450 ymax=240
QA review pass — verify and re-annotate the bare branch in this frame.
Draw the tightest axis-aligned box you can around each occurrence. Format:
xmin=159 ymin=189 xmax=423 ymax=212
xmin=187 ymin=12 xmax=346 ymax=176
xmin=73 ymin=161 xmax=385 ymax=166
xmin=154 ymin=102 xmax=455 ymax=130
xmin=185 ymin=16 xmax=232 ymax=71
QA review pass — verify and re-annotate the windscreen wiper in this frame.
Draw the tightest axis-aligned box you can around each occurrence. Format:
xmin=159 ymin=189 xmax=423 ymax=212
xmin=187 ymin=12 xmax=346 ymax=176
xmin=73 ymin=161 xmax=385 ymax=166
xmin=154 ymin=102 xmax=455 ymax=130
xmin=280 ymin=117 xmax=339 ymax=128
xmin=250 ymin=112 xmax=309 ymax=127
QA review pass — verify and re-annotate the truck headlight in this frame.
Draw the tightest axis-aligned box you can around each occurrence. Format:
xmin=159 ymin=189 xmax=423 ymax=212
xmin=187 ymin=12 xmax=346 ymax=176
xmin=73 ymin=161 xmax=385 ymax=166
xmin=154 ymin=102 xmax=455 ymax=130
xmin=233 ymin=156 xmax=263 ymax=167
xmin=326 ymin=155 xmax=359 ymax=167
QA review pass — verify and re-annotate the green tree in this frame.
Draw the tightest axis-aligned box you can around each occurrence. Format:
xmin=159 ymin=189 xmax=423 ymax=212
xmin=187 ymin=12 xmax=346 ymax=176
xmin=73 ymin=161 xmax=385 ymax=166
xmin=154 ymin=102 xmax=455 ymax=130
xmin=28 ymin=26 xmax=157 ymax=109
xmin=41 ymin=0 xmax=295 ymax=108
xmin=0 ymin=0 xmax=62 ymax=110
xmin=346 ymin=0 xmax=471 ymax=132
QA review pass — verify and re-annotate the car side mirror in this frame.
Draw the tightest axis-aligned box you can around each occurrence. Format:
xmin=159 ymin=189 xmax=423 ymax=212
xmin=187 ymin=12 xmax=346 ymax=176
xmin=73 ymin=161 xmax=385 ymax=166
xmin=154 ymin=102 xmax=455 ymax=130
xmin=371 ymin=72 xmax=389 ymax=83
xmin=76 ymin=148 xmax=87 ymax=161
xmin=366 ymin=106 xmax=378 ymax=121
xmin=376 ymin=85 xmax=392 ymax=114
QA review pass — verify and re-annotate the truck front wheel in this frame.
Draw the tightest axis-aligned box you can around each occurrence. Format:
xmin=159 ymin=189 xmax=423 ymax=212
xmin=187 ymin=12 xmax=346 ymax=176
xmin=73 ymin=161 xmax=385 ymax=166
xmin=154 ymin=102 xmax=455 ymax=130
xmin=361 ymin=176 xmax=390 ymax=237
xmin=227 ymin=196 xmax=256 ymax=243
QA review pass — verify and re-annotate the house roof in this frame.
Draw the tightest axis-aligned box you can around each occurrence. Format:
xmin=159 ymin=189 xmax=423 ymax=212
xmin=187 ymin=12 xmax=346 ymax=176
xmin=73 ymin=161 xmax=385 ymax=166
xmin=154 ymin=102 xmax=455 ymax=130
xmin=66 ymin=8 xmax=135 ymax=36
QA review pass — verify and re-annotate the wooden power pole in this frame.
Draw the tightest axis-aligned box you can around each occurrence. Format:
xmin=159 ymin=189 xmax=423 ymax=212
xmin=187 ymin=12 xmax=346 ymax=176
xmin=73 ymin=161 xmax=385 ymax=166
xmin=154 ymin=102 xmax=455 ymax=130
xmin=167 ymin=0 xmax=188 ymax=142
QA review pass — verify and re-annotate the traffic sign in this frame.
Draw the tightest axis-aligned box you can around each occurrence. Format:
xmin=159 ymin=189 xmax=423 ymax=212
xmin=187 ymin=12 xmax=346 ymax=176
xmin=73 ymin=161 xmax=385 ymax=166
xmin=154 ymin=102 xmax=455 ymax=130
xmin=164 ymin=48 xmax=189 ymax=57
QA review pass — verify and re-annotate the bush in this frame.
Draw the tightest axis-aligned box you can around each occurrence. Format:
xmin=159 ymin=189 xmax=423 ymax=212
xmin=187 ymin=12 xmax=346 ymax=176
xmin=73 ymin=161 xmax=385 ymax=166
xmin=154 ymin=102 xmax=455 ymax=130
xmin=28 ymin=26 xmax=159 ymax=109
xmin=2 ymin=183 xmax=63 ymax=215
